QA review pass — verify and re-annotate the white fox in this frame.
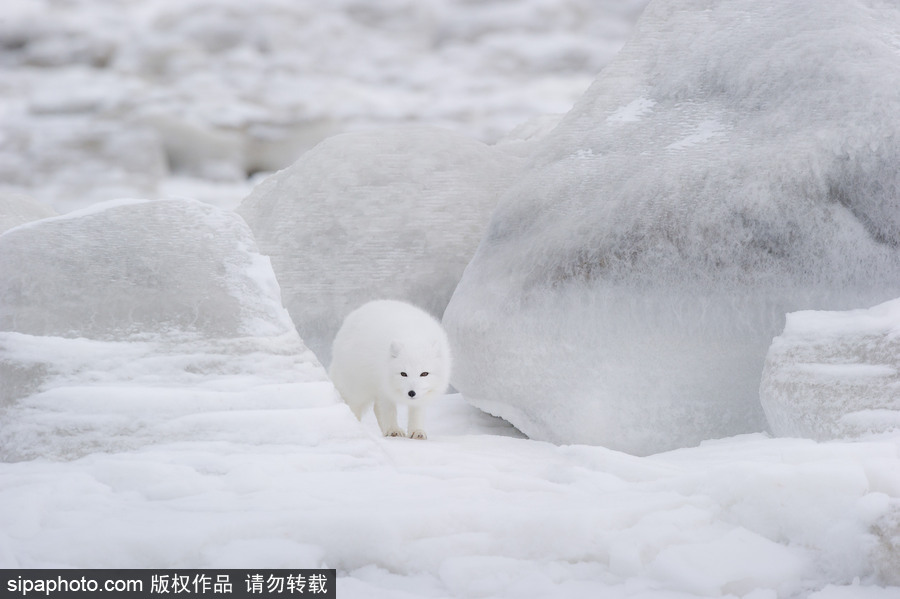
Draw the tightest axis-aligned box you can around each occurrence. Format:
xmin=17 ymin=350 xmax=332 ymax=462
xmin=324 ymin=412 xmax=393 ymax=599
xmin=329 ymin=300 xmax=451 ymax=439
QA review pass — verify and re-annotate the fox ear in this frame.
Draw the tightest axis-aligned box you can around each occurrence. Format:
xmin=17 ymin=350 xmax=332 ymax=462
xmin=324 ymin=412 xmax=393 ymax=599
xmin=390 ymin=340 xmax=404 ymax=358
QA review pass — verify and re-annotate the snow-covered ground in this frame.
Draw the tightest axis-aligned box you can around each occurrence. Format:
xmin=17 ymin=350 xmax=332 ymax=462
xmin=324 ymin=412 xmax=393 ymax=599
xmin=2 ymin=356 xmax=899 ymax=597
xmin=1 ymin=0 xmax=899 ymax=597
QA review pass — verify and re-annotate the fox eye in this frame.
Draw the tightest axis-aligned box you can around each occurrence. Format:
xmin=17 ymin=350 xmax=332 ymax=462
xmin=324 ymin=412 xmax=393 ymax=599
xmin=420 ymin=372 xmax=429 ymax=377
xmin=400 ymin=372 xmax=408 ymax=377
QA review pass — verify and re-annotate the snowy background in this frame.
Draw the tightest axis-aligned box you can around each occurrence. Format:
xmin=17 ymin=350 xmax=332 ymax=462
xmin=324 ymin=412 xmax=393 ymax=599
xmin=0 ymin=0 xmax=644 ymax=213
xmin=1 ymin=1 xmax=900 ymax=598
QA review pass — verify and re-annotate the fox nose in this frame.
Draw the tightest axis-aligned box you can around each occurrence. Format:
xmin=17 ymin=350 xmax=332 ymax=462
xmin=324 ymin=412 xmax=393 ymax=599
xmin=408 ymin=390 xmax=416 ymax=398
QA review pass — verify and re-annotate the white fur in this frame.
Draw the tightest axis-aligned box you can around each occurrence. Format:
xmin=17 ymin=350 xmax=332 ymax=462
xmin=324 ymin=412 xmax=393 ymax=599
xmin=329 ymin=299 xmax=452 ymax=439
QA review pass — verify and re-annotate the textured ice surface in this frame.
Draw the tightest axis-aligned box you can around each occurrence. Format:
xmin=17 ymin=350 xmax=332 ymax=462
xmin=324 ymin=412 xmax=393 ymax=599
xmin=0 ymin=198 xmax=294 ymax=340
xmin=444 ymin=0 xmax=900 ymax=455
xmin=238 ymin=127 xmax=522 ymax=364
xmin=761 ymin=298 xmax=900 ymax=441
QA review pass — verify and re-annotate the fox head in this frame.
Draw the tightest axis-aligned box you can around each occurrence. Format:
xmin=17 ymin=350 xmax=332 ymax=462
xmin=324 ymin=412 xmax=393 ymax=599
xmin=385 ymin=339 xmax=450 ymax=405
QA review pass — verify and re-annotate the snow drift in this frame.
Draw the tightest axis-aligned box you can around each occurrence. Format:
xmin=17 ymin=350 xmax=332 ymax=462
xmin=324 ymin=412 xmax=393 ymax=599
xmin=0 ymin=331 xmax=334 ymax=461
xmin=443 ymin=0 xmax=900 ymax=455
xmin=238 ymin=127 xmax=521 ymax=364
xmin=761 ymin=298 xmax=900 ymax=441
xmin=3 ymin=397 xmax=899 ymax=592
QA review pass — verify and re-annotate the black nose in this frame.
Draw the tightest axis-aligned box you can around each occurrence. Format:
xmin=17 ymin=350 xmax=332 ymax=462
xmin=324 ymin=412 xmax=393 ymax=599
xmin=408 ymin=390 xmax=416 ymax=398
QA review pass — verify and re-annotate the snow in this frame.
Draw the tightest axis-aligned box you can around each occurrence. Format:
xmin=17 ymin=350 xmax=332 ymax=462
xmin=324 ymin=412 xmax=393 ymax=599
xmin=443 ymin=0 xmax=900 ymax=456
xmin=237 ymin=127 xmax=521 ymax=363
xmin=761 ymin=298 xmax=900 ymax=441
xmin=2 ymin=361 xmax=899 ymax=596
xmin=0 ymin=332 xmax=329 ymax=461
xmin=605 ymin=97 xmax=655 ymax=124
xmin=1 ymin=0 xmax=899 ymax=597
xmin=0 ymin=0 xmax=646 ymax=214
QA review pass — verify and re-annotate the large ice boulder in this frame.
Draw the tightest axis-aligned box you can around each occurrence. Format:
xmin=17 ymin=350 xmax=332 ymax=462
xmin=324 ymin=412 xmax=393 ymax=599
xmin=0 ymin=198 xmax=294 ymax=340
xmin=238 ymin=127 xmax=522 ymax=364
xmin=0 ymin=191 xmax=55 ymax=233
xmin=760 ymin=298 xmax=900 ymax=441
xmin=443 ymin=0 xmax=900 ymax=455
xmin=0 ymin=198 xmax=337 ymax=460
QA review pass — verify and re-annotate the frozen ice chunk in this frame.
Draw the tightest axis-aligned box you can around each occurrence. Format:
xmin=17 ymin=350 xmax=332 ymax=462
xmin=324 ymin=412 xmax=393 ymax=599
xmin=238 ymin=127 xmax=522 ymax=364
xmin=444 ymin=0 xmax=900 ymax=455
xmin=0 ymin=198 xmax=295 ymax=340
xmin=0 ymin=198 xmax=334 ymax=459
xmin=496 ymin=114 xmax=565 ymax=157
xmin=760 ymin=298 xmax=900 ymax=441
xmin=0 ymin=191 xmax=55 ymax=233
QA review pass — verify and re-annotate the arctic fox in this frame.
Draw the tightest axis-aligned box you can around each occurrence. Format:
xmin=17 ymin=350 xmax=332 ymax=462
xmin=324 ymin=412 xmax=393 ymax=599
xmin=329 ymin=299 xmax=451 ymax=440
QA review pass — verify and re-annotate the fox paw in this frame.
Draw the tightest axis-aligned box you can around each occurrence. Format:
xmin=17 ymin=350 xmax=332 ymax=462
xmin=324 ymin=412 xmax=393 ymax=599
xmin=384 ymin=428 xmax=407 ymax=438
xmin=409 ymin=430 xmax=427 ymax=440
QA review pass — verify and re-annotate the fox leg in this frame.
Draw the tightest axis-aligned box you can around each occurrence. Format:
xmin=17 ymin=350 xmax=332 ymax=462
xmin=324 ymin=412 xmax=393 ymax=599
xmin=408 ymin=405 xmax=427 ymax=440
xmin=374 ymin=400 xmax=405 ymax=437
